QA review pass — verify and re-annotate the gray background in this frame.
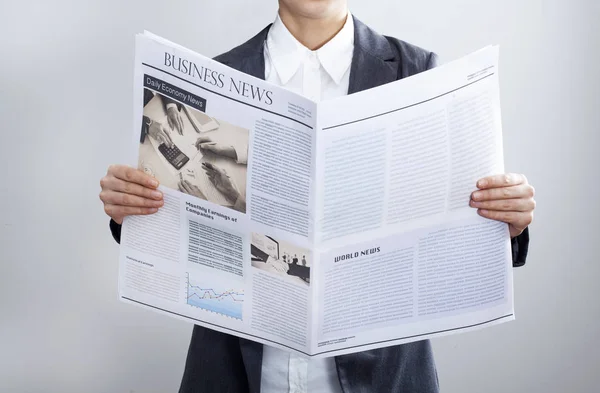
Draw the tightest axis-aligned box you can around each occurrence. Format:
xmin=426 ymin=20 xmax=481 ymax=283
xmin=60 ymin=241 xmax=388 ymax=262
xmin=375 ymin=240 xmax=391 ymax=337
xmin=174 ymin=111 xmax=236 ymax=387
xmin=1 ymin=0 xmax=598 ymax=392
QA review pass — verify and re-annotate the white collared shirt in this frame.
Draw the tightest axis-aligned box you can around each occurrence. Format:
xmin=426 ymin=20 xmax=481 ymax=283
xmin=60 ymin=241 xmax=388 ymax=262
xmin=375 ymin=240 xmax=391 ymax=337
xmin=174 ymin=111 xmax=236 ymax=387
xmin=264 ymin=11 xmax=354 ymax=102
xmin=259 ymin=12 xmax=354 ymax=393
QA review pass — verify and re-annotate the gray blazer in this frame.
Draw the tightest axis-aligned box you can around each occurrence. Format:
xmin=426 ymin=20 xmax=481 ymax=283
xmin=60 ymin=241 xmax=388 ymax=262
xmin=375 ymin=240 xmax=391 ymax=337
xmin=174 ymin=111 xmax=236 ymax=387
xmin=110 ymin=15 xmax=529 ymax=393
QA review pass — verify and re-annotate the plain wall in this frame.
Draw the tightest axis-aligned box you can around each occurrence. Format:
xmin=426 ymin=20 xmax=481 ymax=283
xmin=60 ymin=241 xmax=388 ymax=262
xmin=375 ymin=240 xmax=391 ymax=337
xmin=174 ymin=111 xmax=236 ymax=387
xmin=1 ymin=0 xmax=598 ymax=392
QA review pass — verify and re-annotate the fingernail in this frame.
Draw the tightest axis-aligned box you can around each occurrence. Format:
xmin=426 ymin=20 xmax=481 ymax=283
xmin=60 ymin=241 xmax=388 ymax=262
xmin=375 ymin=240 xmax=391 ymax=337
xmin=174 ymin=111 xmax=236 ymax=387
xmin=473 ymin=191 xmax=482 ymax=200
xmin=149 ymin=179 xmax=159 ymax=188
xmin=149 ymin=208 xmax=158 ymax=213
xmin=151 ymin=190 xmax=162 ymax=199
xmin=478 ymin=179 xmax=487 ymax=188
xmin=470 ymin=200 xmax=480 ymax=207
xmin=478 ymin=209 xmax=488 ymax=215
xmin=153 ymin=200 xmax=163 ymax=207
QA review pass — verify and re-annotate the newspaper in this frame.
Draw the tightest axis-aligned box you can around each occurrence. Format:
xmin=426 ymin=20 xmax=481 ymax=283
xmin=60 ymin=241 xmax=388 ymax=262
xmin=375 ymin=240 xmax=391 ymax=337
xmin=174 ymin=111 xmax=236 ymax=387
xmin=118 ymin=33 xmax=514 ymax=358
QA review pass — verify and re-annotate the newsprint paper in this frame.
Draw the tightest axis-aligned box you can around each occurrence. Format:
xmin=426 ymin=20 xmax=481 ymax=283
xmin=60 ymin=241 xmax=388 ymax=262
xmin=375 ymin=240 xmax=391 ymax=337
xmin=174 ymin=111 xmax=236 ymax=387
xmin=118 ymin=32 xmax=514 ymax=358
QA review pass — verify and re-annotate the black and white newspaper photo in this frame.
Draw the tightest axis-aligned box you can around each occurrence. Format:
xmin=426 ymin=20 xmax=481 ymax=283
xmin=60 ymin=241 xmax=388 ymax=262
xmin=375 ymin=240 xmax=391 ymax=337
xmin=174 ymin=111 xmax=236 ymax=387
xmin=251 ymin=232 xmax=311 ymax=286
xmin=138 ymin=86 xmax=249 ymax=213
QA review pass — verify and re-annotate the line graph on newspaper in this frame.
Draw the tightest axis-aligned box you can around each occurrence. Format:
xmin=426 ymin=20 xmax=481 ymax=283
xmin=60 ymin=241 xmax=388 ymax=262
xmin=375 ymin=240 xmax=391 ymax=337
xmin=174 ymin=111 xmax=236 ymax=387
xmin=186 ymin=272 xmax=245 ymax=320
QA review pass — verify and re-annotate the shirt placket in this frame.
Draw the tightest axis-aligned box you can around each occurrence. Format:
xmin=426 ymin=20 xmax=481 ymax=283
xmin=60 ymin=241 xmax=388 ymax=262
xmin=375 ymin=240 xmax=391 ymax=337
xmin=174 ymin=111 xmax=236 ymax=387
xmin=288 ymin=354 xmax=309 ymax=393
xmin=303 ymin=51 xmax=322 ymax=102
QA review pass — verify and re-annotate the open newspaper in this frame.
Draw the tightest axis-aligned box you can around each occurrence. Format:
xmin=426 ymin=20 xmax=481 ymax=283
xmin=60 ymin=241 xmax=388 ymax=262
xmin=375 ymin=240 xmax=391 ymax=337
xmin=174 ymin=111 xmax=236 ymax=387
xmin=118 ymin=32 xmax=514 ymax=358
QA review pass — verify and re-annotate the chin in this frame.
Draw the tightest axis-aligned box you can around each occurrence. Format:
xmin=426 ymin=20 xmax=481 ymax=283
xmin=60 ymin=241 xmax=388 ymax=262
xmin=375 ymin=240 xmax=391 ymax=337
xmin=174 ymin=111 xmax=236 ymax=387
xmin=280 ymin=0 xmax=346 ymax=19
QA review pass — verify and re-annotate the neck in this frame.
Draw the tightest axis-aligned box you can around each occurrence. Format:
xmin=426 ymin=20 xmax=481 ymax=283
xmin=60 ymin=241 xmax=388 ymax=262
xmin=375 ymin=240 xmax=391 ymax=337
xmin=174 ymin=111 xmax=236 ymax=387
xmin=278 ymin=4 xmax=348 ymax=50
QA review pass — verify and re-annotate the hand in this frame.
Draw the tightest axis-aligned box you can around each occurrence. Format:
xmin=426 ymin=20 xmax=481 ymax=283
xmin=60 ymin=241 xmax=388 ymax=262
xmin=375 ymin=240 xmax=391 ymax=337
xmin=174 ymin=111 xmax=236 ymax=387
xmin=178 ymin=179 xmax=207 ymax=199
xmin=470 ymin=173 xmax=536 ymax=238
xmin=202 ymin=162 xmax=241 ymax=203
xmin=99 ymin=165 xmax=164 ymax=224
xmin=167 ymin=106 xmax=184 ymax=135
xmin=148 ymin=120 xmax=174 ymax=147
xmin=195 ymin=136 xmax=237 ymax=160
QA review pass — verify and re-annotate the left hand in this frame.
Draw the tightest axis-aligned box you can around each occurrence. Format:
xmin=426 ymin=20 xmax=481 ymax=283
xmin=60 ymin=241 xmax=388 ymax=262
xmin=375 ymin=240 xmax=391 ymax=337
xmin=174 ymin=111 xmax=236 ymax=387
xmin=178 ymin=179 xmax=206 ymax=200
xmin=195 ymin=136 xmax=237 ymax=160
xmin=202 ymin=162 xmax=241 ymax=203
xmin=470 ymin=173 xmax=536 ymax=238
xmin=167 ymin=106 xmax=185 ymax=135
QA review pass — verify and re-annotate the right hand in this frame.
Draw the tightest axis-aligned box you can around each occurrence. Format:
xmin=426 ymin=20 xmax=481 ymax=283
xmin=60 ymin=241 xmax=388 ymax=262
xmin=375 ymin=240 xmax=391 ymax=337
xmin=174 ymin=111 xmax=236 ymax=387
xmin=100 ymin=165 xmax=164 ymax=224
xmin=148 ymin=120 xmax=174 ymax=147
xmin=195 ymin=136 xmax=237 ymax=160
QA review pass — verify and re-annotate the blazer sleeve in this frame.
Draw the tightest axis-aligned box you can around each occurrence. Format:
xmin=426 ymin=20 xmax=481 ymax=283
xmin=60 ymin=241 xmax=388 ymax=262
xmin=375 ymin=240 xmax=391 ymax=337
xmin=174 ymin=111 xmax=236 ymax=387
xmin=426 ymin=52 xmax=439 ymax=70
xmin=109 ymin=219 xmax=122 ymax=244
xmin=511 ymin=227 xmax=529 ymax=267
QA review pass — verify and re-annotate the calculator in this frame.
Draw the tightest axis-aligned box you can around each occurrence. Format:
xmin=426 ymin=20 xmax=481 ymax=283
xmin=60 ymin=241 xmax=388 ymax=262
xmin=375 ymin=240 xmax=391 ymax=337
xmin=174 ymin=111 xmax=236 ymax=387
xmin=158 ymin=143 xmax=189 ymax=170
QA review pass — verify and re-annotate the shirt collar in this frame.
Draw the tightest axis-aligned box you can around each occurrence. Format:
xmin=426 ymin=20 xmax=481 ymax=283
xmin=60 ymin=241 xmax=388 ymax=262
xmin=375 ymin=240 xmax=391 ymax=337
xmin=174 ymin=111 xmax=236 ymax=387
xmin=266 ymin=11 xmax=354 ymax=85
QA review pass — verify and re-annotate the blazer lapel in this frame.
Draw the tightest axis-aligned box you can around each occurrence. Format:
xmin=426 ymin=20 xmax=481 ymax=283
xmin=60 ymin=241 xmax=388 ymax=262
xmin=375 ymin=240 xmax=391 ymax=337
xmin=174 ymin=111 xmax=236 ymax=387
xmin=227 ymin=25 xmax=271 ymax=80
xmin=348 ymin=16 xmax=399 ymax=94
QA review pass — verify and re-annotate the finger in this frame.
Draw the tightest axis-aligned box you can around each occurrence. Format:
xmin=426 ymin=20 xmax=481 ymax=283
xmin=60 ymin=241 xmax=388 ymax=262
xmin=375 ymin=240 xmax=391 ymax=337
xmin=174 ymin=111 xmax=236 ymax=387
xmin=471 ymin=184 xmax=534 ymax=202
xmin=177 ymin=115 xmax=184 ymax=135
xmin=156 ymin=133 xmax=167 ymax=146
xmin=469 ymin=197 xmax=536 ymax=212
xmin=191 ymin=185 xmax=203 ymax=195
xmin=109 ymin=165 xmax=159 ymax=188
xmin=100 ymin=190 xmax=164 ymax=208
xmin=182 ymin=180 xmax=194 ymax=194
xmin=162 ymin=129 xmax=174 ymax=147
xmin=101 ymin=176 xmax=163 ymax=200
xmin=214 ymin=166 xmax=228 ymax=176
xmin=477 ymin=209 xmax=533 ymax=229
xmin=175 ymin=119 xmax=183 ymax=135
xmin=477 ymin=173 xmax=526 ymax=189
xmin=204 ymin=162 xmax=224 ymax=175
xmin=167 ymin=116 xmax=174 ymax=130
xmin=201 ymin=144 xmax=218 ymax=154
xmin=160 ymin=134 xmax=173 ymax=148
xmin=104 ymin=204 xmax=159 ymax=219
xmin=178 ymin=180 xmax=193 ymax=194
xmin=196 ymin=136 xmax=211 ymax=144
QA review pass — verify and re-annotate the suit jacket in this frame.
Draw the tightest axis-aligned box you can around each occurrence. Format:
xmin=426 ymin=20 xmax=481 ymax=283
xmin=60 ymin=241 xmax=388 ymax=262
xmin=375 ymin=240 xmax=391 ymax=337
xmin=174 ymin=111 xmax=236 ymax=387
xmin=110 ymin=15 xmax=530 ymax=393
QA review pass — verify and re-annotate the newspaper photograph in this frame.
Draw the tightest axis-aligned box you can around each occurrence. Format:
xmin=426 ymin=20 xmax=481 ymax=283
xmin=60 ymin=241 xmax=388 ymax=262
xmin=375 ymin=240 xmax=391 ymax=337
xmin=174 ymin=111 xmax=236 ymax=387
xmin=118 ymin=33 xmax=514 ymax=358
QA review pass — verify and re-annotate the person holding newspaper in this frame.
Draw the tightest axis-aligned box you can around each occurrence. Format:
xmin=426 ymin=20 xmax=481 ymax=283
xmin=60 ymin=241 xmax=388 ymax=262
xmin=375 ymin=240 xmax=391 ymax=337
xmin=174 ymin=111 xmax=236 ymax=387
xmin=99 ymin=1 xmax=536 ymax=392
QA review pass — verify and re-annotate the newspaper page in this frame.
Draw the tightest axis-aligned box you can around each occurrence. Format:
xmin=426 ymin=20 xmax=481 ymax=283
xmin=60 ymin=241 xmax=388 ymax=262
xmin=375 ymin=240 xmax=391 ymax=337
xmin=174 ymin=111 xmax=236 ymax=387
xmin=118 ymin=33 xmax=513 ymax=358
xmin=310 ymin=46 xmax=514 ymax=357
xmin=119 ymin=32 xmax=319 ymax=355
